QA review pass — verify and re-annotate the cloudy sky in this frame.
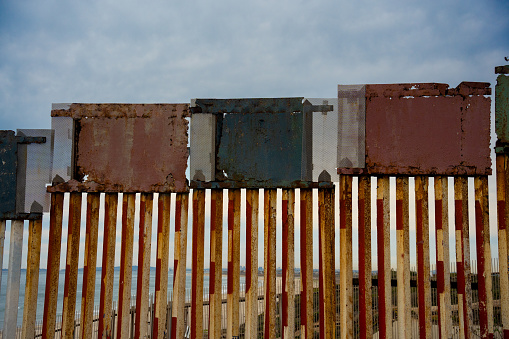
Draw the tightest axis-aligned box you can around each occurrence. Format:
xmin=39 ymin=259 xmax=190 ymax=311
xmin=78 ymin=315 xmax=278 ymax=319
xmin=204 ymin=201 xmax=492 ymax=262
xmin=1 ymin=0 xmax=508 ymax=132
xmin=1 ymin=0 xmax=509 ymax=272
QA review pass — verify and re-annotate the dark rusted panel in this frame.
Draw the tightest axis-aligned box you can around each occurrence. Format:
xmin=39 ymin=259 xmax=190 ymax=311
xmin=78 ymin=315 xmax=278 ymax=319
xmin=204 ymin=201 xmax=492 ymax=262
xmin=192 ymin=97 xmax=303 ymax=114
xmin=496 ymin=73 xmax=509 ymax=145
xmin=364 ymin=83 xmax=491 ymax=175
xmin=49 ymin=104 xmax=189 ymax=193
xmin=496 ymin=65 xmax=509 ymax=75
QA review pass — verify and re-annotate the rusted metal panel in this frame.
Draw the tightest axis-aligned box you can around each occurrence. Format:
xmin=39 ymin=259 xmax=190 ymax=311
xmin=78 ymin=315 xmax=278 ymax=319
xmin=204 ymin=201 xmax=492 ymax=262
xmin=154 ymin=193 xmax=170 ymax=339
xmin=98 ymin=193 xmax=118 ymax=339
xmin=282 ymin=189 xmax=295 ymax=339
xmin=364 ymin=83 xmax=491 ymax=175
xmin=135 ymin=193 xmax=153 ymax=339
xmin=376 ymin=177 xmax=391 ymax=339
xmin=50 ymin=103 xmax=189 ymax=193
xmin=340 ymin=176 xmax=353 ymax=339
xmin=191 ymin=190 xmax=205 ymax=339
xmin=415 ymin=176 xmax=431 ymax=339
xmin=396 ymin=177 xmax=410 ymax=339
xmin=497 ymin=154 xmax=509 ymax=337
xmin=264 ymin=189 xmax=277 ymax=338
xmin=358 ymin=176 xmax=372 ymax=339
xmin=300 ymin=189 xmax=313 ymax=339
xmin=80 ymin=193 xmax=100 ymax=339
xmin=21 ymin=219 xmax=42 ymax=339
xmin=209 ymin=189 xmax=223 ymax=338
xmin=41 ymin=193 xmax=64 ymax=339
xmin=496 ymin=73 xmax=509 ymax=145
xmin=117 ymin=193 xmax=135 ymax=339
xmin=227 ymin=189 xmax=241 ymax=339
xmin=61 ymin=192 xmax=82 ymax=338
xmin=192 ymin=98 xmax=303 ymax=114
xmin=171 ymin=193 xmax=188 ymax=339
xmin=318 ymin=187 xmax=336 ymax=339
xmin=16 ymin=129 xmax=53 ymax=214
xmin=3 ymin=220 xmax=24 ymax=339
xmin=245 ymin=189 xmax=258 ymax=338
xmin=337 ymin=86 xmax=366 ymax=172
xmin=475 ymin=176 xmax=494 ymax=338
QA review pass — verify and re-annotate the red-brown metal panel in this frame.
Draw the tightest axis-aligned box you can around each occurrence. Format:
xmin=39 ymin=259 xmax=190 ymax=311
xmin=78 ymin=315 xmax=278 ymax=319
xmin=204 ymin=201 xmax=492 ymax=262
xmin=364 ymin=83 xmax=491 ymax=175
xmin=50 ymin=104 xmax=189 ymax=193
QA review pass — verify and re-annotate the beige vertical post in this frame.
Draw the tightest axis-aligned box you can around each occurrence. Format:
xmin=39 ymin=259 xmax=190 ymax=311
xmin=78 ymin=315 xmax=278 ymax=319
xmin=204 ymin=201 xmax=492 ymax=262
xmin=227 ymin=189 xmax=241 ymax=338
xmin=61 ymin=192 xmax=82 ymax=339
xmin=415 ymin=176 xmax=431 ymax=339
xmin=80 ymin=193 xmax=100 ymax=339
xmin=245 ymin=189 xmax=258 ymax=338
xmin=358 ymin=176 xmax=372 ymax=339
xmin=454 ymin=176 xmax=473 ymax=339
xmin=171 ymin=193 xmax=189 ymax=339
xmin=300 ymin=189 xmax=314 ymax=339
xmin=396 ymin=177 xmax=411 ymax=339
xmin=264 ymin=188 xmax=277 ymax=339
xmin=282 ymin=189 xmax=295 ymax=339
xmin=475 ymin=176 xmax=494 ymax=338
xmin=154 ymin=193 xmax=170 ymax=339
xmin=191 ymin=189 xmax=205 ymax=339
xmin=497 ymin=153 xmax=509 ymax=338
xmin=116 ymin=193 xmax=136 ymax=339
xmin=434 ymin=176 xmax=451 ymax=339
xmin=135 ymin=193 xmax=153 ymax=339
xmin=340 ymin=176 xmax=353 ymax=339
xmin=319 ymin=187 xmax=336 ymax=339
xmin=376 ymin=176 xmax=391 ymax=339
xmin=209 ymin=189 xmax=223 ymax=338
xmin=98 ymin=193 xmax=118 ymax=339
xmin=21 ymin=219 xmax=43 ymax=339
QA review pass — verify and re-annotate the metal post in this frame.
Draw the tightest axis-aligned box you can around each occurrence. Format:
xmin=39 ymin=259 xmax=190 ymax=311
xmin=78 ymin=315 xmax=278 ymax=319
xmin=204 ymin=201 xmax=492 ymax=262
xmin=228 ymin=189 xmax=241 ymax=339
xmin=209 ymin=189 xmax=223 ymax=338
xmin=154 ymin=193 xmax=170 ymax=339
xmin=98 ymin=193 xmax=118 ymax=339
xmin=21 ymin=219 xmax=42 ymax=339
xmin=475 ymin=176 xmax=494 ymax=338
xmin=3 ymin=220 xmax=24 ymax=338
xmin=135 ymin=193 xmax=153 ymax=339
xmin=497 ymin=153 xmax=509 ymax=338
xmin=358 ymin=176 xmax=372 ymax=339
xmin=61 ymin=192 xmax=82 ymax=338
xmin=117 ymin=193 xmax=136 ymax=339
xmin=0 ymin=220 xmax=5 ymax=303
xmin=377 ymin=176 xmax=391 ymax=339
xmin=245 ymin=189 xmax=258 ymax=338
xmin=282 ymin=189 xmax=295 ymax=339
xmin=396 ymin=177 xmax=411 ymax=339
xmin=191 ymin=189 xmax=205 ymax=339
xmin=42 ymin=193 xmax=64 ymax=339
xmin=340 ymin=175 xmax=353 ymax=339
xmin=300 ymin=189 xmax=313 ymax=339
xmin=264 ymin=188 xmax=277 ymax=339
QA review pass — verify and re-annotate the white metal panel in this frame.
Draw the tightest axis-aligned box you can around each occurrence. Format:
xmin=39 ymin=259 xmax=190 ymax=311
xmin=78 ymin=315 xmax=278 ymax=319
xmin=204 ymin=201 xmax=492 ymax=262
xmin=190 ymin=112 xmax=216 ymax=182
xmin=51 ymin=115 xmax=74 ymax=184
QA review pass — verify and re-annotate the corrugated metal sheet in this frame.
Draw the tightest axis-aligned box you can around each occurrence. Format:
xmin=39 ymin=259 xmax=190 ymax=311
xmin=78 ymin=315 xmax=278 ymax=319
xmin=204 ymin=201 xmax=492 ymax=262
xmin=364 ymin=82 xmax=491 ymax=175
xmin=50 ymin=103 xmax=189 ymax=193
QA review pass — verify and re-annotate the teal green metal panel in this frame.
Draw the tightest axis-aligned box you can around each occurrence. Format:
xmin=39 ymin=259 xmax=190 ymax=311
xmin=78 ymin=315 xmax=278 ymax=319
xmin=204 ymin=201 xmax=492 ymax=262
xmin=496 ymin=74 xmax=509 ymax=145
xmin=0 ymin=131 xmax=19 ymax=216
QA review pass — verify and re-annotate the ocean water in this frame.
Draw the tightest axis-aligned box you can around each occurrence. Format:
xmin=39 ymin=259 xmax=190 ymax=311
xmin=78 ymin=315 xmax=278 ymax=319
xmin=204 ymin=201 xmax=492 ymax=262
xmin=0 ymin=268 xmax=246 ymax=328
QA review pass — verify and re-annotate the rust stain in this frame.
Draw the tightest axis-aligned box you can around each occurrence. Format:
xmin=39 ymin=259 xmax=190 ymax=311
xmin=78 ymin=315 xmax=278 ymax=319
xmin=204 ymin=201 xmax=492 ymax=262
xmin=50 ymin=104 xmax=189 ymax=192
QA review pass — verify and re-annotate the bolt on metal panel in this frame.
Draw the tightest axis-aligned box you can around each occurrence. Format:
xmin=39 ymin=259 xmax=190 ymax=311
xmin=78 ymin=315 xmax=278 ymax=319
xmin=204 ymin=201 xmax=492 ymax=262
xmin=337 ymin=85 xmax=366 ymax=172
xmin=51 ymin=114 xmax=74 ymax=184
xmin=16 ymin=129 xmax=53 ymax=213
xmin=364 ymin=82 xmax=491 ymax=175
xmin=303 ymin=98 xmax=339 ymax=182
xmin=496 ymin=72 xmax=509 ymax=146
xmin=50 ymin=103 xmax=189 ymax=192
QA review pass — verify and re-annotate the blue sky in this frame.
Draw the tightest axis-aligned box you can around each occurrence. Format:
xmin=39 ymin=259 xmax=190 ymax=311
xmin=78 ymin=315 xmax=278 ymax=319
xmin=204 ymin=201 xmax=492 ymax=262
xmin=1 ymin=0 xmax=509 ymax=270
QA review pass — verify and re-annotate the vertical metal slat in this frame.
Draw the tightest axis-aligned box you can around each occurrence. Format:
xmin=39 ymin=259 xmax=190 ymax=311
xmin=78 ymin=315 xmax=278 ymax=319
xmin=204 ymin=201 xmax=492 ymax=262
xmin=340 ymin=175 xmax=353 ymax=339
xmin=245 ymin=189 xmax=258 ymax=338
xmin=209 ymin=189 xmax=223 ymax=338
xmin=191 ymin=189 xmax=205 ymax=339
xmin=358 ymin=176 xmax=372 ymax=339
xmin=300 ymin=189 xmax=313 ymax=339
